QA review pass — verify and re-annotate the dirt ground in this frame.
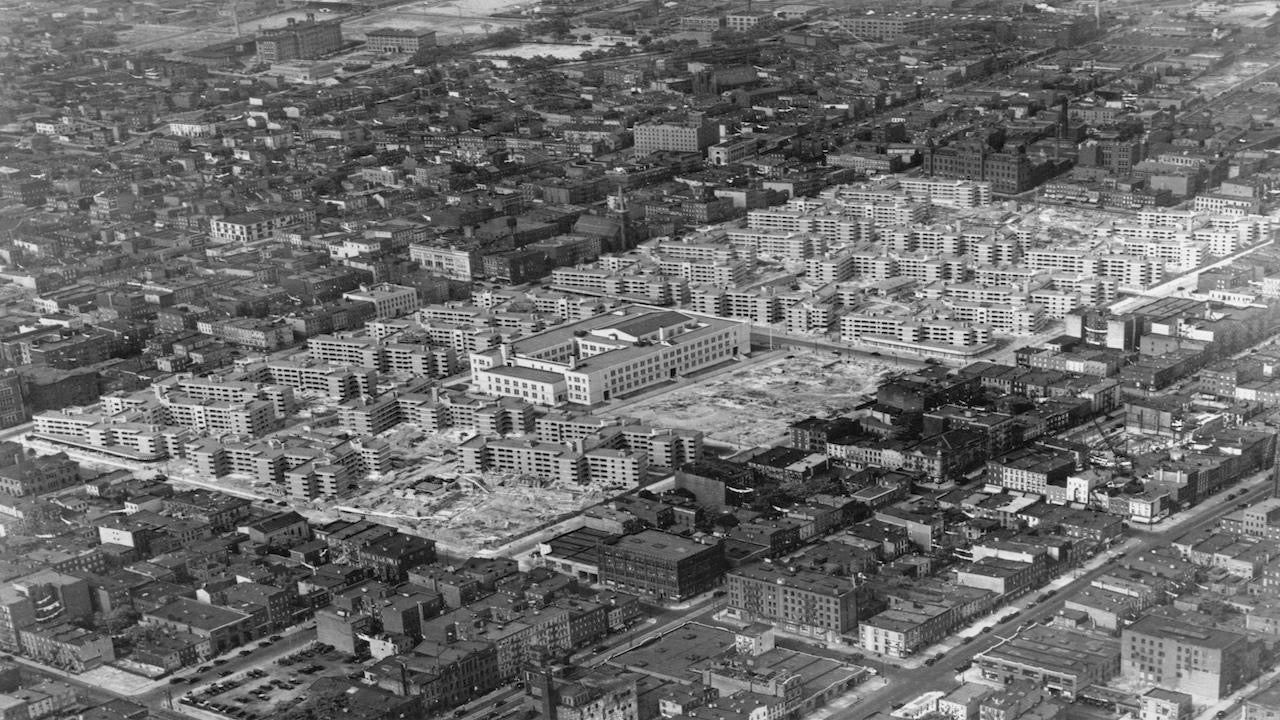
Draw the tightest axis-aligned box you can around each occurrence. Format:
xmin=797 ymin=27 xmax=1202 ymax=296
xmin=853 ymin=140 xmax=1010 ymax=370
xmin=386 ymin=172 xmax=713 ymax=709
xmin=617 ymin=349 xmax=893 ymax=448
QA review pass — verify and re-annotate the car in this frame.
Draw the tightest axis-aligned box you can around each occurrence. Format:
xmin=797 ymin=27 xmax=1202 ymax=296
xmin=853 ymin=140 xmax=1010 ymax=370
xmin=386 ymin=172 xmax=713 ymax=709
xmin=239 ymin=650 xmax=253 ymax=656
xmin=891 ymin=703 xmax=905 ymax=711
xmin=980 ymin=626 xmax=992 ymax=633
xmin=213 ymin=659 xmax=228 ymax=666
xmin=924 ymin=657 xmax=937 ymax=666
xmin=494 ymin=700 xmax=505 ymax=708
xmin=219 ymin=670 xmax=234 ymax=677
xmin=594 ymin=645 xmax=608 ymax=653
xmin=269 ymin=635 xmax=283 ymax=642
xmin=1217 ymin=713 xmax=1227 ymax=719
xmin=199 ymin=666 xmax=213 ymax=672
xmin=454 ymin=710 xmax=467 ymax=718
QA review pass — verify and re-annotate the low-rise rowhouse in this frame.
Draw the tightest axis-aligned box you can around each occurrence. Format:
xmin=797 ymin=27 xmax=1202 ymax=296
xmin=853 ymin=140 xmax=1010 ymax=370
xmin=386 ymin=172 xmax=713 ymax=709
xmin=17 ymin=623 xmax=115 ymax=672
xmin=858 ymin=602 xmax=952 ymax=658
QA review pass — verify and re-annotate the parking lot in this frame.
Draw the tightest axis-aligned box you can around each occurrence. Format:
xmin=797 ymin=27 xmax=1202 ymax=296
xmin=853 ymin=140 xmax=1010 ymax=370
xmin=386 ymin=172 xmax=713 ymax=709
xmin=178 ymin=641 xmax=374 ymax=719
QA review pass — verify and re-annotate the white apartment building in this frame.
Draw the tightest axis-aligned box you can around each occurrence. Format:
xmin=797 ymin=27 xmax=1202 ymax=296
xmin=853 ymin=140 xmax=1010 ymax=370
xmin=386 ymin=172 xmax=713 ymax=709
xmin=727 ymin=229 xmax=825 ymax=259
xmin=408 ymin=245 xmax=478 ymax=281
xmin=948 ymin=301 xmax=1046 ymax=335
xmin=344 ymin=283 xmax=419 ymax=319
xmin=210 ymin=208 xmax=314 ymax=243
xmin=896 ymin=178 xmax=993 ymax=207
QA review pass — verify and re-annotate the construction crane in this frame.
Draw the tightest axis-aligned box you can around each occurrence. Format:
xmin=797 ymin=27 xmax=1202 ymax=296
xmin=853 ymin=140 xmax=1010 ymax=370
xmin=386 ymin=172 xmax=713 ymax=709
xmin=1090 ymin=415 xmax=1131 ymax=474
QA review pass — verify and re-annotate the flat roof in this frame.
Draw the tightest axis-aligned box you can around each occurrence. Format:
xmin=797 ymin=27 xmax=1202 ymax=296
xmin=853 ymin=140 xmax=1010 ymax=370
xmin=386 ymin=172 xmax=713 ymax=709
xmin=606 ymin=529 xmax=716 ymax=558
xmin=484 ymin=365 xmax=566 ymax=384
xmin=978 ymin=625 xmax=1120 ymax=676
xmin=147 ymin=597 xmax=250 ymax=632
xmin=1125 ymin=614 xmax=1243 ymax=650
xmin=730 ymin=563 xmax=855 ymax=596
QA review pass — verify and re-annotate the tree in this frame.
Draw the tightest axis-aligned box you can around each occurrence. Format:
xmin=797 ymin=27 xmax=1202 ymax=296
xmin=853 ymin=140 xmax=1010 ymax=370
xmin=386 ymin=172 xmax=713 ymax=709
xmin=98 ymin=606 xmax=141 ymax=635
xmin=712 ymin=512 xmax=739 ymax=531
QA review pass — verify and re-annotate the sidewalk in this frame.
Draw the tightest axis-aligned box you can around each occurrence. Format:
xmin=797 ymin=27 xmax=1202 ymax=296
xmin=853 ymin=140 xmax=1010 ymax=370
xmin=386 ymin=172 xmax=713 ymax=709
xmin=1195 ymin=665 xmax=1280 ymax=720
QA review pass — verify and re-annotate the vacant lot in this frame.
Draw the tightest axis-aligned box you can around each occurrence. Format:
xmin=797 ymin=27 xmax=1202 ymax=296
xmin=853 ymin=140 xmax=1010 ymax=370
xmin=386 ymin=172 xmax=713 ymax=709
xmin=617 ymin=350 xmax=893 ymax=448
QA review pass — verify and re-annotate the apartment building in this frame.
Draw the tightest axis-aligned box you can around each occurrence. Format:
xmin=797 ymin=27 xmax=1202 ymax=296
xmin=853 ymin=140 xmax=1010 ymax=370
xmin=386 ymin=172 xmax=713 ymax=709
xmin=256 ymin=15 xmax=343 ymax=62
xmin=210 ymin=208 xmax=313 ymax=243
xmin=656 ymin=258 xmax=753 ymax=287
xmin=839 ymin=14 xmax=928 ymax=40
xmin=840 ymin=315 xmax=992 ymax=347
xmin=408 ymin=245 xmax=479 ymax=281
xmin=727 ymin=229 xmax=825 ymax=260
xmin=896 ymin=178 xmax=993 ymax=207
xmin=689 ymin=288 xmax=783 ymax=324
xmin=633 ymin=120 xmax=717 ymax=155
xmin=344 ymin=284 xmax=419 ymax=319
xmin=726 ymin=564 xmax=858 ymax=643
xmin=161 ymin=394 xmax=275 ymax=437
xmin=1121 ymin=615 xmax=1260 ymax=701
xmin=364 ymin=27 xmax=436 ymax=53
xmin=948 ymin=302 xmax=1046 ymax=335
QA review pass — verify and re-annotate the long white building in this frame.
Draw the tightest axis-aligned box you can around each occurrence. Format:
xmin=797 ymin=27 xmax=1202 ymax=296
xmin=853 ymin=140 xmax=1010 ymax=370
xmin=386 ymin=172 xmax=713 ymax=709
xmin=471 ymin=306 xmax=750 ymax=406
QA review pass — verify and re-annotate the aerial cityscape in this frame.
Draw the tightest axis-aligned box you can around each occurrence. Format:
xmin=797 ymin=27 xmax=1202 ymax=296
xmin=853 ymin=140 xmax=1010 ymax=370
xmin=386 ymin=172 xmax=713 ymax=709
xmin=2 ymin=0 xmax=1280 ymax=719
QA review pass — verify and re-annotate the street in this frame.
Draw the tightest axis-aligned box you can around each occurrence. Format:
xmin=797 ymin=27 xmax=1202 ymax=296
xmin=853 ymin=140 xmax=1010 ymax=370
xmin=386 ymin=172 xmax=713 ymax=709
xmin=749 ymin=331 xmax=928 ymax=369
xmin=835 ymin=471 xmax=1279 ymax=720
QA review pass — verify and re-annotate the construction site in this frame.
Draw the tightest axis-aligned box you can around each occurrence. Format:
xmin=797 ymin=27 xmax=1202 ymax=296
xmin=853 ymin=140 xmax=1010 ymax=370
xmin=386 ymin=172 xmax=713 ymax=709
xmin=615 ymin=349 xmax=895 ymax=449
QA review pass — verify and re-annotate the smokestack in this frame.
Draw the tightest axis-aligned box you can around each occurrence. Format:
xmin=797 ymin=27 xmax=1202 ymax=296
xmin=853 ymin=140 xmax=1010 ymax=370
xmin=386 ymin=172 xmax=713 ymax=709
xmin=1058 ymin=96 xmax=1069 ymax=140
xmin=1094 ymin=0 xmax=1100 ymax=27
xmin=539 ymin=669 xmax=556 ymax=720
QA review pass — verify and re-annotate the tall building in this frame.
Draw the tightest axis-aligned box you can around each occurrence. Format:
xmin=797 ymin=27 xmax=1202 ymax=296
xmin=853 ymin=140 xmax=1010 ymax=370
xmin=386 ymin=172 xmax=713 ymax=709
xmin=725 ymin=563 xmax=858 ymax=643
xmin=1121 ymin=614 xmax=1261 ymax=701
xmin=256 ymin=15 xmax=343 ymax=62
xmin=364 ymin=27 xmax=436 ymax=54
xmin=633 ymin=120 xmax=718 ymax=156
xmin=597 ymin=530 xmax=725 ymax=600
xmin=924 ymin=141 xmax=1055 ymax=195
xmin=0 ymin=371 xmax=26 ymax=429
